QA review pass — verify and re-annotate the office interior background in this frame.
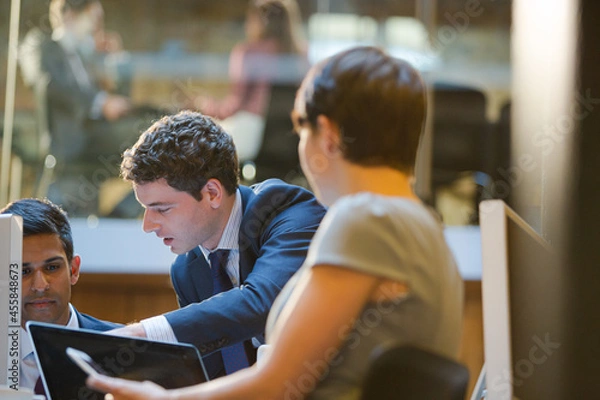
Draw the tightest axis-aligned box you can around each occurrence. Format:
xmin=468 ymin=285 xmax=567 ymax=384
xmin=1 ymin=0 xmax=599 ymax=398
xmin=1 ymin=0 xmax=512 ymax=220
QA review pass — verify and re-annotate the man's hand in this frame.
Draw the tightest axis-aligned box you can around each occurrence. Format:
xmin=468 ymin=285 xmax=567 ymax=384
xmin=108 ymin=323 xmax=147 ymax=338
xmin=95 ymin=30 xmax=124 ymax=53
xmin=102 ymin=95 xmax=132 ymax=121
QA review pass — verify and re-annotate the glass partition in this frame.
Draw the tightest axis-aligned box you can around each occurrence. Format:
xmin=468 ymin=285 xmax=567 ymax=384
xmin=1 ymin=0 xmax=512 ymax=223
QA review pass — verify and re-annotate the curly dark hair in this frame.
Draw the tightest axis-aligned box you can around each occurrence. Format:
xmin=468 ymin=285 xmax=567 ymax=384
xmin=120 ymin=111 xmax=239 ymax=200
xmin=295 ymin=46 xmax=427 ymax=174
xmin=1 ymin=198 xmax=75 ymax=262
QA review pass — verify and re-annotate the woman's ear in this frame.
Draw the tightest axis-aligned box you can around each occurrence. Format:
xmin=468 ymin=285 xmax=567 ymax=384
xmin=316 ymin=115 xmax=342 ymax=157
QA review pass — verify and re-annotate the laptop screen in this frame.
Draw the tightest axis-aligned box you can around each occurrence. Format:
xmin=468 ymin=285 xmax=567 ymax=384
xmin=27 ymin=321 xmax=208 ymax=400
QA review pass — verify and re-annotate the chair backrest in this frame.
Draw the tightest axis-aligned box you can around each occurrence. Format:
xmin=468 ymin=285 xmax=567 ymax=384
xmin=252 ymin=83 xmax=301 ymax=182
xmin=432 ymin=82 xmax=490 ymax=177
xmin=360 ymin=345 xmax=469 ymax=400
xmin=493 ymin=101 xmax=512 ymax=177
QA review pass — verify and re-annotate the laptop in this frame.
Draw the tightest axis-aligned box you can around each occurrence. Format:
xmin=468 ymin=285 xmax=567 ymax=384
xmin=27 ymin=321 xmax=209 ymax=400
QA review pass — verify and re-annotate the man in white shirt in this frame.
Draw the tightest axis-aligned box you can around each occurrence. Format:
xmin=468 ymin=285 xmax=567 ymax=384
xmin=1 ymin=198 xmax=120 ymax=393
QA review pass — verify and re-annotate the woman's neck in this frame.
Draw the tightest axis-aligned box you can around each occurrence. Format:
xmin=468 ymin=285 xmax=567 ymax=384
xmin=322 ymin=161 xmax=420 ymax=205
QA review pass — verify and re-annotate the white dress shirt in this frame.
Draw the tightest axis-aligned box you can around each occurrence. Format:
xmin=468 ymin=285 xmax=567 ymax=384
xmin=20 ymin=303 xmax=80 ymax=390
xmin=141 ymin=190 xmax=243 ymax=343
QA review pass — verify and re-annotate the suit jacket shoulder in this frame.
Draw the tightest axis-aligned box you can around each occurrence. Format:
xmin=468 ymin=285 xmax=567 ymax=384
xmin=74 ymin=306 xmax=122 ymax=331
xmin=237 ymin=179 xmax=325 ymax=273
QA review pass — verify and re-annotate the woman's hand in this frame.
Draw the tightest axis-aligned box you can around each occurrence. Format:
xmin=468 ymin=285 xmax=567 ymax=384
xmin=87 ymin=375 xmax=172 ymax=400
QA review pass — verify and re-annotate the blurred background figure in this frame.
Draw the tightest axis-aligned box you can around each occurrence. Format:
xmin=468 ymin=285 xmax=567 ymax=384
xmin=191 ymin=0 xmax=308 ymax=164
xmin=18 ymin=0 xmax=159 ymax=218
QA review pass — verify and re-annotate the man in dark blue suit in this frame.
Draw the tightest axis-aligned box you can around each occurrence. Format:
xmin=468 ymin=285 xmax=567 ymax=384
xmin=110 ymin=110 xmax=326 ymax=379
xmin=0 ymin=198 xmax=121 ymax=392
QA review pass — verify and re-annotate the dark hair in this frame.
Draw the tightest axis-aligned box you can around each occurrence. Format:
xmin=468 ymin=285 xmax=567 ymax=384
xmin=0 ymin=198 xmax=74 ymax=262
xmin=248 ymin=0 xmax=304 ymax=54
xmin=121 ymin=110 xmax=239 ymax=200
xmin=296 ymin=46 xmax=427 ymax=174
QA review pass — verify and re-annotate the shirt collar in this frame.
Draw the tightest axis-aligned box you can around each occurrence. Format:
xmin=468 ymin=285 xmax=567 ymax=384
xmin=199 ymin=189 xmax=242 ymax=260
xmin=66 ymin=303 xmax=79 ymax=328
xmin=21 ymin=303 xmax=80 ymax=359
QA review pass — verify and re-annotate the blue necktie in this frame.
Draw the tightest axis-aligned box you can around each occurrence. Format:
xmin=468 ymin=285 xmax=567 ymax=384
xmin=208 ymin=249 xmax=250 ymax=374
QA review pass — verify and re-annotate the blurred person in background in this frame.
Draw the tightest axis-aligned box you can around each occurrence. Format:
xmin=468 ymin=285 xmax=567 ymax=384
xmin=192 ymin=0 xmax=308 ymax=163
xmin=18 ymin=0 xmax=158 ymax=218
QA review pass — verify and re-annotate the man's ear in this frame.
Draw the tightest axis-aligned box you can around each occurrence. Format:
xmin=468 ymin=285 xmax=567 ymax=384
xmin=70 ymin=255 xmax=81 ymax=286
xmin=203 ymin=178 xmax=225 ymax=209
xmin=316 ymin=115 xmax=342 ymax=157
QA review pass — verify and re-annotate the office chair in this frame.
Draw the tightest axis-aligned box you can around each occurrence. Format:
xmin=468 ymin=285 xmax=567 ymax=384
xmin=360 ymin=344 xmax=469 ymax=400
xmin=431 ymin=82 xmax=492 ymax=186
xmin=430 ymin=82 xmax=495 ymax=223
xmin=490 ymin=101 xmax=512 ymax=203
xmin=247 ymin=83 xmax=303 ymax=184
